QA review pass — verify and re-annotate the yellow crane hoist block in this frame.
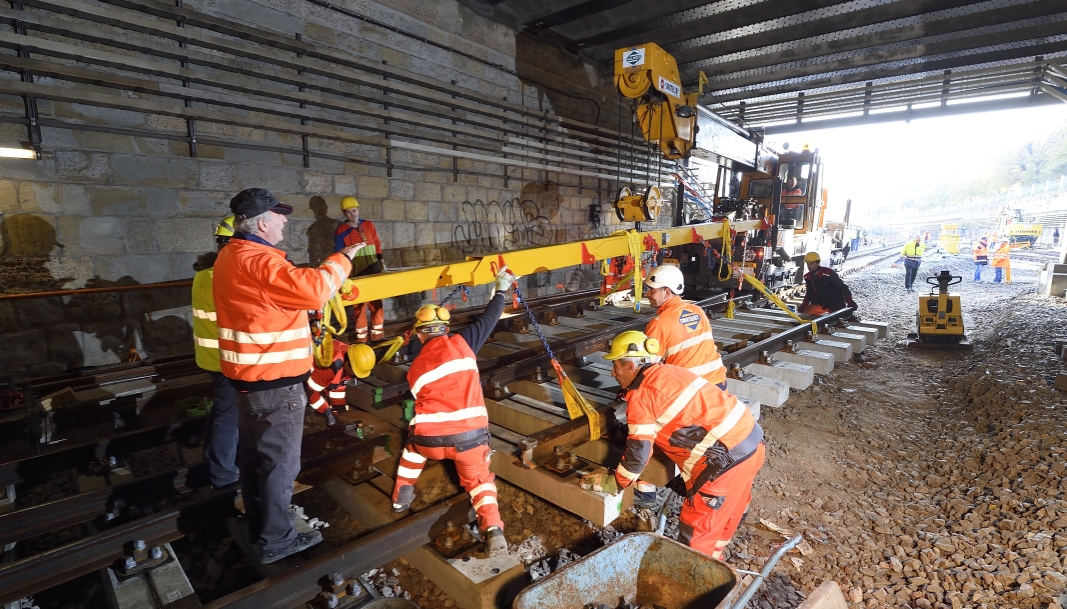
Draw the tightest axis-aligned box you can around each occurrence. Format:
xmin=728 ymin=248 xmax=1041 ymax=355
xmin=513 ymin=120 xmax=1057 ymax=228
xmin=614 ymin=42 xmax=703 ymax=160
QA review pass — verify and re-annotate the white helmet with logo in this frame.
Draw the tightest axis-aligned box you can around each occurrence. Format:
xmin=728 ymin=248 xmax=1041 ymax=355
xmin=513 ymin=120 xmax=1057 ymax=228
xmin=645 ymin=265 xmax=684 ymax=295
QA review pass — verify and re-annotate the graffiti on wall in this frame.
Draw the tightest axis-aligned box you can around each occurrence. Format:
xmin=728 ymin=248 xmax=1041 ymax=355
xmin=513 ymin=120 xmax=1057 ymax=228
xmin=453 ymin=198 xmax=551 ymax=254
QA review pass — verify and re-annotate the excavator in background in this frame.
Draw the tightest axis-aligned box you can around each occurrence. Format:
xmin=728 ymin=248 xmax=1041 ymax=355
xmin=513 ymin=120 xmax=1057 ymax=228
xmin=995 ymin=207 xmax=1042 ymax=249
xmin=612 ymin=42 xmax=852 ymax=296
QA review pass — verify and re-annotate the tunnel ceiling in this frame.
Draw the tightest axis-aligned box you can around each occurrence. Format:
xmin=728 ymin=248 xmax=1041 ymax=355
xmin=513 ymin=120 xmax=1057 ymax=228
xmin=464 ymin=0 xmax=1067 ymax=127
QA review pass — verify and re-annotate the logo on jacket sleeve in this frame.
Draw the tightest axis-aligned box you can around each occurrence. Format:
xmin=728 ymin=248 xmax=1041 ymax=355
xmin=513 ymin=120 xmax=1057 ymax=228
xmin=678 ymin=309 xmax=701 ymax=332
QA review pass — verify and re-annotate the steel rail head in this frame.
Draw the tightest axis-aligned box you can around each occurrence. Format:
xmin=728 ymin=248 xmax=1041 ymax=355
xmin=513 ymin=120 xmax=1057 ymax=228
xmin=201 ymin=494 xmax=468 ymax=609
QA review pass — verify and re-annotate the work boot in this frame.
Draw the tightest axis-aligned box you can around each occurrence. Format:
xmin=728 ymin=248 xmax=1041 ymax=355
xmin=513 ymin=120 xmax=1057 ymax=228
xmin=484 ymin=526 xmax=507 ymax=557
xmin=392 ymin=485 xmax=415 ymax=513
xmin=260 ymin=530 xmax=322 ymax=564
xmin=370 ymin=332 xmax=385 ymax=342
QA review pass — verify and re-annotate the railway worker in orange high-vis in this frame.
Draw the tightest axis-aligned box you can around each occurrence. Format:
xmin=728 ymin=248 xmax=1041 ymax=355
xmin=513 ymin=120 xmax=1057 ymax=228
xmin=213 ymin=188 xmax=364 ymax=565
xmin=635 ymin=264 xmax=728 ymax=508
xmin=335 ymin=196 xmax=385 ymax=343
xmin=390 ymin=267 xmax=516 ymax=557
xmin=306 ymin=340 xmax=376 ymax=424
xmin=606 ymin=330 xmax=765 ymax=560
xmin=991 ymin=238 xmax=1011 ymax=284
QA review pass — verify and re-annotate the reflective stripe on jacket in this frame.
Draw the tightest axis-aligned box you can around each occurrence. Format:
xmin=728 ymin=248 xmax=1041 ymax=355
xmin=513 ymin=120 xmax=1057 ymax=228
xmin=213 ymin=236 xmax=351 ymax=385
xmin=335 ymin=220 xmax=382 ymax=276
xmin=615 ymin=364 xmax=758 ymax=492
xmin=192 ymin=267 xmax=220 ymax=372
xmin=644 ymin=297 xmax=725 ymax=385
xmin=406 ymin=333 xmax=488 ymax=438
xmin=991 ymin=243 xmax=1011 ymax=267
xmin=973 ymin=242 xmax=988 ymax=263
xmin=307 ymin=339 xmax=350 ymax=413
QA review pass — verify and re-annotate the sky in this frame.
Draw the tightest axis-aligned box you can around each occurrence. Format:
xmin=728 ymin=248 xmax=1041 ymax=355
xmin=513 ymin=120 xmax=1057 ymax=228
xmin=764 ymin=102 xmax=1067 ymax=224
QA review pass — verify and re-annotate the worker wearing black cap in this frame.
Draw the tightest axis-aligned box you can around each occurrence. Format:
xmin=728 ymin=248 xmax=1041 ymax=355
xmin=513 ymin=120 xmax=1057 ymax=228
xmin=213 ymin=188 xmax=366 ymax=564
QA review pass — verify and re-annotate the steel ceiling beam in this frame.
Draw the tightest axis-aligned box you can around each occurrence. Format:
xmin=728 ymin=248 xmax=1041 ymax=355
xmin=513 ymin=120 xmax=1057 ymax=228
xmin=693 ymin=8 xmax=1067 ymax=78
xmin=556 ymin=0 xmax=714 ymax=49
xmin=707 ymin=43 xmax=1067 ymax=105
xmin=673 ymin=0 xmax=978 ymax=69
xmin=704 ymin=21 xmax=1067 ymax=95
xmin=524 ymin=0 xmax=641 ymax=31
xmin=761 ymin=92 xmax=1062 ymax=134
xmin=579 ymin=0 xmax=844 ymax=56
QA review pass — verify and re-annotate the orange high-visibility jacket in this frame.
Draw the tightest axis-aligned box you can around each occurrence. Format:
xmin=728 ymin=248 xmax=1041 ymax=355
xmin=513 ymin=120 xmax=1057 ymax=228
xmin=213 ymin=237 xmax=351 ymax=386
xmin=307 ymin=339 xmax=350 ymax=413
xmin=972 ymin=242 xmax=988 ymax=263
xmin=615 ymin=364 xmax=762 ymax=494
xmin=644 ymin=297 xmax=725 ymax=385
xmin=991 ymin=242 xmax=1011 ymax=268
xmin=407 ymin=334 xmax=488 ymax=439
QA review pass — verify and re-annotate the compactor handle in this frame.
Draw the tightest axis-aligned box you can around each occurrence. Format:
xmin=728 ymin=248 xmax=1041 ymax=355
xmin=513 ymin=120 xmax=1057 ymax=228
xmin=925 ymin=274 xmax=962 ymax=286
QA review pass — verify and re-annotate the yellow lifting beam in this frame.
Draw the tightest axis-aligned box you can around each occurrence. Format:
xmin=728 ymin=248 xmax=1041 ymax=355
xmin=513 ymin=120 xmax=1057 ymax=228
xmin=346 ymin=219 xmax=762 ymax=304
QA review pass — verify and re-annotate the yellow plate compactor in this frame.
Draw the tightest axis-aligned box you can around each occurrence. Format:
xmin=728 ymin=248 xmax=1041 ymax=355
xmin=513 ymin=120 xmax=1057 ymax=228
xmin=906 ymin=270 xmax=972 ymax=349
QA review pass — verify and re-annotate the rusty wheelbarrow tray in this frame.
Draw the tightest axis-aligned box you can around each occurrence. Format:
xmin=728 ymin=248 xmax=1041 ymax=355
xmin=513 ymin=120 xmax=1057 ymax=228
xmin=512 ymin=532 xmax=802 ymax=609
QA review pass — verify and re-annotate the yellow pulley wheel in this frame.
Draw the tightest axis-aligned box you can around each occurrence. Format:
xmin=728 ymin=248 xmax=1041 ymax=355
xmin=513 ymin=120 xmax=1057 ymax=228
xmin=614 ymin=187 xmax=633 ymax=222
xmin=643 ymin=185 xmax=662 ymax=221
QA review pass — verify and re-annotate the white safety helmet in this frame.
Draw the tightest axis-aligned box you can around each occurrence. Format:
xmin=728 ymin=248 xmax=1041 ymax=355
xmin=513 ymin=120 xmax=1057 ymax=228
xmin=645 ymin=265 xmax=685 ymax=295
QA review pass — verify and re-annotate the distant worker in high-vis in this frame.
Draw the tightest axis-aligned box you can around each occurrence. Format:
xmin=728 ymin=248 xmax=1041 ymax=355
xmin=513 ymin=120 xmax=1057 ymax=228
xmin=335 ymin=196 xmax=385 ymax=342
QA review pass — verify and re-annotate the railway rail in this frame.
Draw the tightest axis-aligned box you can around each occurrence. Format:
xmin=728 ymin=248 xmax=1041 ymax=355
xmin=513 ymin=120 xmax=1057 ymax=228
xmin=0 ymin=285 xmax=889 ymax=609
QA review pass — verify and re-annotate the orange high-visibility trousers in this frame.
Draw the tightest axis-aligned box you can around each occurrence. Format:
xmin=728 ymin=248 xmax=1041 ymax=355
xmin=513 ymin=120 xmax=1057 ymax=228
xmin=350 ymin=300 xmax=385 ymax=342
xmin=678 ymin=442 xmax=765 ymax=559
xmin=392 ymin=443 xmax=503 ymax=532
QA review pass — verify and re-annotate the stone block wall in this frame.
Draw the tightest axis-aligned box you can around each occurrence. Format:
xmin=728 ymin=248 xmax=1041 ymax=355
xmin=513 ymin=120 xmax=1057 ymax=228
xmin=0 ymin=0 xmax=672 ymax=377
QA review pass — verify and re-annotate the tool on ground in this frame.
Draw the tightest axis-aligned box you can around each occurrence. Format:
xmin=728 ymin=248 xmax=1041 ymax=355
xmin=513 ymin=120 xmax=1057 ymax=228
xmin=512 ymin=275 xmax=601 ymax=441
xmin=906 ymin=270 xmax=972 ymax=349
xmin=654 ymin=492 xmax=679 ymax=536
xmin=726 ymin=534 xmax=803 ymax=609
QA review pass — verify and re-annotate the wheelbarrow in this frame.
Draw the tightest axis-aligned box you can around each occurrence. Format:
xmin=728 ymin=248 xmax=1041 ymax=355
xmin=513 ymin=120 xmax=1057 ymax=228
xmin=512 ymin=532 xmax=802 ymax=609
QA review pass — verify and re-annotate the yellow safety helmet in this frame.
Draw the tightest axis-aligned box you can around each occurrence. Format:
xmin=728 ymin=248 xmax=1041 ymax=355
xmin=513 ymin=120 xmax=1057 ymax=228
xmin=803 ymin=252 xmax=821 ymax=263
xmin=603 ymin=330 xmax=660 ymax=361
xmin=214 ymin=216 xmax=235 ymax=241
xmin=341 ymin=196 xmax=360 ymax=211
xmin=413 ymin=304 xmax=451 ymax=332
xmin=346 ymin=343 xmax=375 ymax=379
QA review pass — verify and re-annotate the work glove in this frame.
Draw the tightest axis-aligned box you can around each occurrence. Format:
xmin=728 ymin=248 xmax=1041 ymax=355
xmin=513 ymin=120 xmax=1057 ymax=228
xmin=665 ymin=475 xmax=688 ymax=498
xmin=490 ymin=265 xmax=516 ymax=298
xmin=320 ymin=408 xmax=338 ymax=426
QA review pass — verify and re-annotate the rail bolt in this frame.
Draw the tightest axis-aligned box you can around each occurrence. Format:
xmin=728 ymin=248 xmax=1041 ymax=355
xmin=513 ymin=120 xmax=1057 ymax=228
xmin=149 ymin=546 xmax=163 ymax=561
xmin=134 ymin=539 xmax=146 ymax=551
xmin=123 ymin=556 xmax=137 ymax=572
xmin=321 ymin=592 xmax=339 ymax=609
xmin=331 ymin=573 xmax=344 ymax=586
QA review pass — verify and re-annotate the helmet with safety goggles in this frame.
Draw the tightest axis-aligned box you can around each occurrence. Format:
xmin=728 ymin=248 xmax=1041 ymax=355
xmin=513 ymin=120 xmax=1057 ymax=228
xmin=413 ymin=304 xmax=451 ymax=333
xmin=603 ymin=330 xmax=660 ymax=361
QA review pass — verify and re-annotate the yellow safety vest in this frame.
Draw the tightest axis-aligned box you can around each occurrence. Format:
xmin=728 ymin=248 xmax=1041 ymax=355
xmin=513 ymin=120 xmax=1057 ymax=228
xmin=191 ymin=268 xmax=220 ymax=372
